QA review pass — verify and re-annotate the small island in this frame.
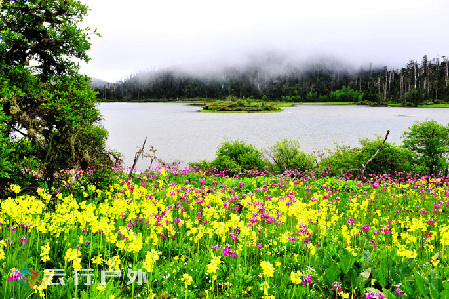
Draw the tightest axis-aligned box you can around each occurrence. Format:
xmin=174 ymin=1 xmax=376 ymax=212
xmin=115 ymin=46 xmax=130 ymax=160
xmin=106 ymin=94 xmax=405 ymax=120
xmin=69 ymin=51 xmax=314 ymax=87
xmin=201 ymin=97 xmax=283 ymax=113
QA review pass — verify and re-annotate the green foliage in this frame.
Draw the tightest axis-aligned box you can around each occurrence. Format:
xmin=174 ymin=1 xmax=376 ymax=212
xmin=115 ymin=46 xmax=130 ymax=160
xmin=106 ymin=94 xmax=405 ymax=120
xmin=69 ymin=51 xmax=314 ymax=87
xmin=319 ymin=144 xmax=359 ymax=175
xmin=404 ymin=89 xmax=424 ymax=106
xmin=264 ymin=139 xmax=315 ymax=172
xmin=329 ymin=86 xmax=364 ymax=102
xmin=320 ymin=137 xmax=418 ymax=176
xmin=306 ymin=92 xmax=318 ymax=102
xmin=0 ymin=0 xmax=115 ymax=195
xmin=358 ymin=138 xmax=418 ymax=174
xmin=202 ymin=98 xmax=279 ymax=112
xmin=0 ymin=104 xmax=12 ymax=179
xmin=402 ymin=120 xmax=449 ymax=175
xmin=212 ymin=140 xmax=267 ymax=172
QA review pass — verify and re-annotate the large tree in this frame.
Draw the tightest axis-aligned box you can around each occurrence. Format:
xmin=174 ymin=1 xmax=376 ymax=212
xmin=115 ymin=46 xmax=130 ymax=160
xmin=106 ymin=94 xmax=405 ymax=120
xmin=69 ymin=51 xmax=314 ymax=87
xmin=0 ymin=0 xmax=115 ymax=195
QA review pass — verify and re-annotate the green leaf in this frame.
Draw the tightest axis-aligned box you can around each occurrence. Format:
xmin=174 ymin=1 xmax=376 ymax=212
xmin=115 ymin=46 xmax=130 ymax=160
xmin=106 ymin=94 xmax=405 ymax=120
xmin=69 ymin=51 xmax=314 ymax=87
xmin=324 ymin=263 xmax=341 ymax=284
xmin=414 ymin=271 xmax=430 ymax=296
xmin=429 ymin=283 xmax=440 ymax=299
xmin=340 ymin=251 xmax=356 ymax=274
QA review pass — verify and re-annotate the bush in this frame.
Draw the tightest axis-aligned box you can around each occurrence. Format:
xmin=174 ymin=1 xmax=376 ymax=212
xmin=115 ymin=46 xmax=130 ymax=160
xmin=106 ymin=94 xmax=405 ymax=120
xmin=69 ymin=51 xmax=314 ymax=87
xmin=402 ymin=120 xmax=449 ymax=175
xmin=211 ymin=140 xmax=267 ymax=172
xmin=319 ymin=137 xmax=419 ymax=176
xmin=358 ymin=138 xmax=417 ymax=174
xmin=318 ymin=144 xmax=359 ymax=176
xmin=264 ymin=139 xmax=315 ymax=172
xmin=189 ymin=160 xmax=213 ymax=171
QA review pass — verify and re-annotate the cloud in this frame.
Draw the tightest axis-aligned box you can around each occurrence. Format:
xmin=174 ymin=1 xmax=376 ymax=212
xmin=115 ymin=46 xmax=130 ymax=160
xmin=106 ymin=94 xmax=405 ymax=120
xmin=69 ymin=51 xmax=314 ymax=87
xmin=80 ymin=0 xmax=449 ymax=82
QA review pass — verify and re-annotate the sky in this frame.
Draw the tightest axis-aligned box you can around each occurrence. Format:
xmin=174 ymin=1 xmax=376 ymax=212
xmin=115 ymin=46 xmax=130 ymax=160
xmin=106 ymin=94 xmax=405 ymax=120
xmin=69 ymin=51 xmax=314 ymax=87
xmin=79 ymin=0 xmax=449 ymax=83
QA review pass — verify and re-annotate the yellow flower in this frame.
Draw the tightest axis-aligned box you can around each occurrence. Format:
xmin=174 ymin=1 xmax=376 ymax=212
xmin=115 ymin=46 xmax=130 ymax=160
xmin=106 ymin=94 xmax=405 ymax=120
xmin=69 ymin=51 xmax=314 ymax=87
xmin=10 ymin=184 xmax=21 ymax=194
xmin=206 ymin=255 xmax=221 ymax=274
xmin=260 ymin=261 xmax=274 ymax=278
xmin=92 ymin=254 xmax=103 ymax=265
xmin=431 ymin=256 xmax=440 ymax=267
xmin=181 ymin=273 xmax=193 ymax=287
xmin=96 ymin=284 xmax=106 ymax=291
xmin=143 ymin=249 xmax=160 ymax=273
xmin=41 ymin=243 xmax=50 ymax=262
xmin=290 ymin=271 xmax=303 ymax=284
xmin=106 ymin=255 xmax=121 ymax=272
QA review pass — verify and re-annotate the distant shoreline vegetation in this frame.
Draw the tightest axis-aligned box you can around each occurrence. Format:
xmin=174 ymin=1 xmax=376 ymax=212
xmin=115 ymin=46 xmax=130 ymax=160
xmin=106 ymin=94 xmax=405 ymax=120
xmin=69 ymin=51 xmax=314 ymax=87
xmin=98 ymin=97 xmax=449 ymax=109
xmin=93 ymin=54 xmax=449 ymax=107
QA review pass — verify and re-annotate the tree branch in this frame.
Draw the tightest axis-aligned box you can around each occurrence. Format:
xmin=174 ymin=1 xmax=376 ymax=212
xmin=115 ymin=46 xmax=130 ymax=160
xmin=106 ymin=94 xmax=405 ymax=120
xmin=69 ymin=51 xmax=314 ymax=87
xmin=359 ymin=130 xmax=390 ymax=179
xmin=128 ymin=137 xmax=147 ymax=181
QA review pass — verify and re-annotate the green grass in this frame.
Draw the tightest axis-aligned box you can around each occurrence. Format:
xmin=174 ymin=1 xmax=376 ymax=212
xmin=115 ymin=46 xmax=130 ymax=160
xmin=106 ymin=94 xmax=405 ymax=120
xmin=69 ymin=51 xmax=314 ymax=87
xmin=417 ymin=103 xmax=449 ymax=108
xmin=201 ymin=108 xmax=283 ymax=113
xmin=323 ymin=102 xmax=356 ymax=105
xmin=277 ymin=102 xmax=300 ymax=107
xmin=306 ymin=102 xmax=355 ymax=105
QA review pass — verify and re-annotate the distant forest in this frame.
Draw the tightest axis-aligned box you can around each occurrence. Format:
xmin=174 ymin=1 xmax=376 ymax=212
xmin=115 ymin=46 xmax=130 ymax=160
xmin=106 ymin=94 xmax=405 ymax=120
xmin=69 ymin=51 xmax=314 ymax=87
xmin=94 ymin=55 xmax=449 ymax=106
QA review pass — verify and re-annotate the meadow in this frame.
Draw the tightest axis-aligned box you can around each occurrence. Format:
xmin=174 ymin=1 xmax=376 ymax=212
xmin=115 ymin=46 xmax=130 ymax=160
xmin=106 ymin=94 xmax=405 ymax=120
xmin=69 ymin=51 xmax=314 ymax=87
xmin=1 ymin=166 xmax=449 ymax=299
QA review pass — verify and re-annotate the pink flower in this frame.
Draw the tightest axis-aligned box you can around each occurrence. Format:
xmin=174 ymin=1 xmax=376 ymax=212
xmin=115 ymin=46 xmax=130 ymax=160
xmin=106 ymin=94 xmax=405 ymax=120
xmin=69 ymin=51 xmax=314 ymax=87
xmin=302 ymin=275 xmax=312 ymax=285
xmin=7 ymin=269 xmax=21 ymax=281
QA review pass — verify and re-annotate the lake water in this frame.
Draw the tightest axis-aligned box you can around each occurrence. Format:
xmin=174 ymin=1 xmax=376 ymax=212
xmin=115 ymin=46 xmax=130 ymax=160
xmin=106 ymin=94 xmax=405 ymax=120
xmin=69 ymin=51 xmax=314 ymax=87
xmin=99 ymin=102 xmax=449 ymax=170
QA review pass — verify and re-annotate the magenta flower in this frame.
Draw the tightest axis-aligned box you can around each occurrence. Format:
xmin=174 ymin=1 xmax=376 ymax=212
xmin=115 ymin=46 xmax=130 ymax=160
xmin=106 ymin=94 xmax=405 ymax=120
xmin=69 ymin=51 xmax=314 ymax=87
xmin=302 ymin=275 xmax=312 ymax=285
xmin=393 ymin=283 xmax=405 ymax=296
xmin=229 ymin=232 xmax=239 ymax=241
xmin=366 ymin=292 xmax=385 ymax=299
xmin=7 ymin=269 xmax=21 ymax=281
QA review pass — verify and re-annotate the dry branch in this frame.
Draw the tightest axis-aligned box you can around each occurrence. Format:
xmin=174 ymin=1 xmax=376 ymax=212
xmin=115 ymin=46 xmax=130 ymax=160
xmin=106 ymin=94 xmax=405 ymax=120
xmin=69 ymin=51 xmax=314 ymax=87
xmin=359 ymin=130 xmax=390 ymax=179
xmin=128 ymin=137 xmax=147 ymax=181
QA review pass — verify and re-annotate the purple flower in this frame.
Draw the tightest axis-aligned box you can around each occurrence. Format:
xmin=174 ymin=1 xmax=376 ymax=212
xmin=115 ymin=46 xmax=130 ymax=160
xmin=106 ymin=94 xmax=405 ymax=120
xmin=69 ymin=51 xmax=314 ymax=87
xmin=366 ymin=292 xmax=385 ymax=299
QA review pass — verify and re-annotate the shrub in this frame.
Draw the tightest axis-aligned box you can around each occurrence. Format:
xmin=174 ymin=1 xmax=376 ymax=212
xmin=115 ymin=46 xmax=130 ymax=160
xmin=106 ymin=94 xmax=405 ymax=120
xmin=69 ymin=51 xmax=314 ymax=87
xmin=212 ymin=140 xmax=267 ymax=172
xmin=189 ymin=160 xmax=213 ymax=171
xmin=319 ymin=137 xmax=419 ymax=176
xmin=358 ymin=138 xmax=417 ymax=174
xmin=264 ymin=139 xmax=315 ymax=172
xmin=318 ymin=144 xmax=359 ymax=176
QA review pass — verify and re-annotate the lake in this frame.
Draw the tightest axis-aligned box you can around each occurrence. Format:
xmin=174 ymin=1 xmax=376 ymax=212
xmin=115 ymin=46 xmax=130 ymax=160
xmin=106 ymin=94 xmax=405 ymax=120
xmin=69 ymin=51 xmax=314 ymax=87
xmin=99 ymin=102 xmax=449 ymax=170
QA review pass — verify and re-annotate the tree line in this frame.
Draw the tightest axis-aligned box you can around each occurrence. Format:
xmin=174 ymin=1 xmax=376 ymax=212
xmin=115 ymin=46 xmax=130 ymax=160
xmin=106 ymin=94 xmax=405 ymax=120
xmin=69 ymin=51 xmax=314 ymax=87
xmin=95 ymin=55 xmax=449 ymax=105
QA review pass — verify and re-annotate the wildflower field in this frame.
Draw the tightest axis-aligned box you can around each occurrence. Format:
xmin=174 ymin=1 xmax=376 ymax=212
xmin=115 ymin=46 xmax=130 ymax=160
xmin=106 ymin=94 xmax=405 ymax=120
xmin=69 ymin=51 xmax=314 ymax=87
xmin=2 ymin=167 xmax=449 ymax=299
